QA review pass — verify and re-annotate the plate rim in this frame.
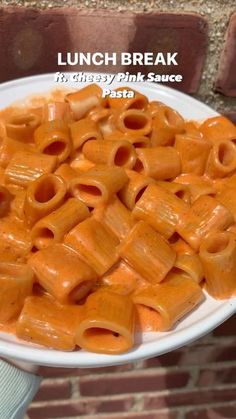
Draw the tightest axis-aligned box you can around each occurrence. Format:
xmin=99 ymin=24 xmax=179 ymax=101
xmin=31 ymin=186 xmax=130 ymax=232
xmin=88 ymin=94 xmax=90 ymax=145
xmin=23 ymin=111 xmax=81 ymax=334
xmin=0 ymin=73 xmax=235 ymax=368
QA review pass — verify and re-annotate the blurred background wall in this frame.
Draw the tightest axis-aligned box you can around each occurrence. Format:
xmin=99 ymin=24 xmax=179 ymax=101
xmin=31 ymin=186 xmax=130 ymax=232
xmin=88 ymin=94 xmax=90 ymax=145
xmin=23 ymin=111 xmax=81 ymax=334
xmin=0 ymin=0 xmax=236 ymax=120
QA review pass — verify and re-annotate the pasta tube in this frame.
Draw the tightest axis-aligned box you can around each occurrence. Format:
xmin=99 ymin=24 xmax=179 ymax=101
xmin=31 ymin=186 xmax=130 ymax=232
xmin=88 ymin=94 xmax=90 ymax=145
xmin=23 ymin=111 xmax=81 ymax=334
xmin=0 ymin=185 xmax=11 ymax=217
xmin=101 ymin=260 xmax=139 ymax=295
xmin=174 ymin=253 xmax=204 ymax=283
xmin=200 ymin=116 xmax=236 ymax=143
xmin=0 ymin=262 xmax=34 ymax=322
xmin=175 ymin=134 xmax=212 ymax=175
xmin=4 ymin=151 xmax=57 ymax=188
xmin=133 ymin=184 xmax=189 ymax=239
xmin=88 ymin=107 xmax=111 ymax=123
xmin=108 ymin=87 xmax=148 ymax=111
xmin=134 ymin=147 xmax=181 ymax=180
xmin=10 ymin=188 xmax=26 ymax=220
xmin=134 ymin=304 xmax=164 ymax=332
xmin=24 ymin=174 xmax=67 ymax=226
xmin=199 ymin=231 xmax=236 ymax=299
xmin=70 ymin=153 xmax=95 ymax=172
xmin=70 ymin=118 xmax=101 ymax=150
xmin=82 ymin=139 xmax=137 ymax=169
xmin=29 ymin=244 xmax=97 ymax=303
xmin=205 ymin=140 xmax=236 ymax=178
xmin=150 ymin=105 xmax=184 ymax=146
xmin=106 ymin=131 xmax=149 ymax=148
xmin=75 ymin=289 xmax=134 ymax=354
xmin=65 ymin=84 xmax=103 ymax=119
xmin=94 ymin=110 xmax=116 ymax=138
xmin=227 ymin=224 xmax=236 ymax=235
xmin=0 ymin=215 xmax=32 ymax=261
xmin=55 ymin=163 xmax=80 ymax=183
xmin=176 ymin=195 xmax=234 ymax=250
xmin=119 ymin=170 xmax=155 ymax=210
xmin=93 ymin=197 xmax=135 ymax=241
xmin=183 ymin=121 xmax=202 ymax=138
xmin=34 ymin=120 xmax=72 ymax=163
xmin=0 ymin=166 xmax=4 ymax=184
xmin=119 ymin=221 xmax=176 ymax=284
xmin=147 ymin=100 xmax=166 ymax=118
xmin=0 ymin=119 xmax=6 ymax=138
xmin=0 ymin=136 xmax=28 ymax=168
xmin=133 ymin=272 xmax=204 ymax=331
xmin=69 ymin=165 xmax=128 ymax=207
xmin=170 ymin=237 xmax=195 ymax=256
xmin=6 ymin=113 xmax=40 ymax=143
xmin=31 ymin=198 xmax=89 ymax=249
xmin=156 ymin=181 xmax=191 ymax=205
xmin=174 ymin=173 xmax=216 ymax=203
xmin=64 ymin=217 xmax=119 ymax=276
xmin=116 ymin=110 xmax=152 ymax=136
xmin=42 ymin=101 xmax=72 ymax=122
xmin=123 ymin=134 xmax=150 ymax=148
xmin=217 ymin=186 xmax=236 ymax=222
xmin=16 ymin=295 xmax=83 ymax=351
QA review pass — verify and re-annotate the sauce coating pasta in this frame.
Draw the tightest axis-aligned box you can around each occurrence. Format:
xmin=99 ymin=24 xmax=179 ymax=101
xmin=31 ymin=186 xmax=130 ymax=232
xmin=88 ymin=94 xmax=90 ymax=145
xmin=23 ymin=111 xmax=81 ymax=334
xmin=0 ymin=85 xmax=235 ymax=355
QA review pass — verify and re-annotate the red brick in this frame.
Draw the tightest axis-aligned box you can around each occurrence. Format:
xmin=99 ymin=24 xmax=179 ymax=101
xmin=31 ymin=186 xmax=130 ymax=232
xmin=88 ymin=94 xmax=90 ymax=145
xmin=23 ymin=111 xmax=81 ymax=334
xmin=0 ymin=7 xmax=208 ymax=93
xmin=142 ymin=341 xmax=236 ymax=368
xmin=182 ymin=342 xmax=236 ymax=365
xmin=222 ymin=111 xmax=236 ymax=125
xmin=213 ymin=315 xmax=236 ymax=336
xmin=143 ymin=350 xmax=183 ymax=368
xmin=75 ymin=413 xmax=177 ymax=419
xmin=76 ymin=364 xmax=134 ymax=376
xmin=37 ymin=366 xmax=78 ymax=377
xmin=143 ymin=388 xmax=236 ymax=410
xmin=37 ymin=363 xmax=133 ymax=377
xmin=215 ymin=13 xmax=236 ymax=96
xmin=185 ymin=404 xmax=236 ymax=419
xmin=28 ymin=396 xmax=134 ymax=418
xmin=33 ymin=380 xmax=71 ymax=401
xmin=79 ymin=371 xmax=190 ymax=396
xmin=198 ymin=366 xmax=236 ymax=387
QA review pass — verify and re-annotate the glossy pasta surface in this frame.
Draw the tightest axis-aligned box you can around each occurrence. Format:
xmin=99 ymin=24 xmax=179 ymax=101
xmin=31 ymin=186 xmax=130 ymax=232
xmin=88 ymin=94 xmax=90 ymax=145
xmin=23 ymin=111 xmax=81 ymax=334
xmin=0 ymin=85 xmax=236 ymax=355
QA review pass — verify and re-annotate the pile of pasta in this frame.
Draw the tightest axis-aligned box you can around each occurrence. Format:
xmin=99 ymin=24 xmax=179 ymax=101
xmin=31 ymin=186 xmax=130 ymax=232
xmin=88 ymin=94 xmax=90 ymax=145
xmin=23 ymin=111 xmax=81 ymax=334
xmin=0 ymin=83 xmax=236 ymax=355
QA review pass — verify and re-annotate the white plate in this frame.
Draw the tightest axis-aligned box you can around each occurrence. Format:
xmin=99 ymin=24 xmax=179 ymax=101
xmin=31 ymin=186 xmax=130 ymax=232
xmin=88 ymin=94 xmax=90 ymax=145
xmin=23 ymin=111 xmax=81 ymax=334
xmin=0 ymin=73 xmax=235 ymax=368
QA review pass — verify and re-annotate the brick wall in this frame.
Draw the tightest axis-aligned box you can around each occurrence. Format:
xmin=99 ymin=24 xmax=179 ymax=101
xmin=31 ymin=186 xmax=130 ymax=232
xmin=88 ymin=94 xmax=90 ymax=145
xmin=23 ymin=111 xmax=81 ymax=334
xmin=27 ymin=317 xmax=236 ymax=419
xmin=0 ymin=2 xmax=235 ymax=418
xmin=0 ymin=2 xmax=236 ymax=117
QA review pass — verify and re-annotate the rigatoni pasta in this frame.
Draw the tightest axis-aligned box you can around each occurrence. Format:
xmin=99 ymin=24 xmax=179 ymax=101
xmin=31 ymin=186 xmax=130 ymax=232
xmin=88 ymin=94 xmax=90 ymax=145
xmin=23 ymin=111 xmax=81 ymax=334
xmin=133 ymin=272 xmax=204 ymax=331
xmin=119 ymin=221 xmax=176 ymax=283
xmin=0 ymin=83 xmax=235 ymax=356
xmin=133 ymin=183 xmax=189 ymax=239
xmin=134 ymin=147 xmax=181 ymax=180
xmin=65 ymin=84 xmax=103 ymax=120
xmin=34 ymin=120 xmax=72 ymax=163
xmin=64 ymin=217 xmax=119 ymax=276
xmin=16 ymin=295 xmax=83 ymax=351
xmin=4 ymin=150 xmax=57 ymax=187
xmin=29 ymin=244 xmax=97 ymax=304
xmin=75 ymin=289 xmax=134 ymax=354
xmin=0 ymin=262 xmax=34 ymax=322
xmin=199 ymin=231 xmax=236 ymax=299
xmin=23 ymin=173 xmax=67 ymax=226
xmin=69 ymin=165 xmax=128 ymax=207
xmin=70 ymin=118 xmax=101 ymax=150
xmin=93 ymin=196 xmax=135 ymax=241
xmin=5 ymin=113 xmax=40 ymax=142
xmin=82 ymin=139 xmax=137 ymax=169
xmin=31 ymin=198 xmax=90 ymax=249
